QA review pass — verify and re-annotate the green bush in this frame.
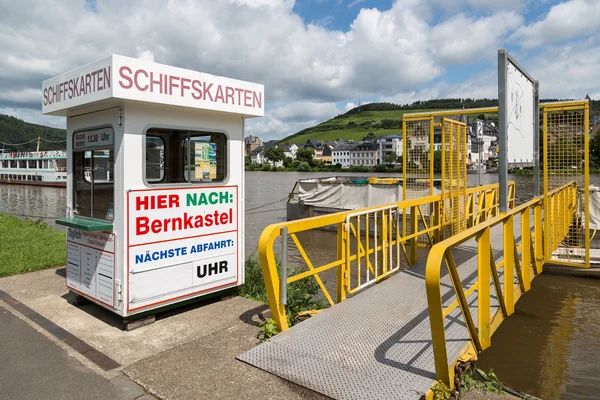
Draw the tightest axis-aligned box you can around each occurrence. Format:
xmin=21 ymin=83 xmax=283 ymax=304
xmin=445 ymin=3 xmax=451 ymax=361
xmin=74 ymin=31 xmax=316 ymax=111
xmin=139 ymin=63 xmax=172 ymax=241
xmin=238 ymin=254 xmax=327 ymax=327
xmin=348 ymin=165 xmax=369 ymax=172
xmin=374 ymin=164 xmax=388 ymax=172
xmin=297 ymin=161 xmax=311 ymax=171
xmin=238 ymin=255 xmax=268 ymax=303
xmin=258 ymin=318 xmax=279 ymax=340
xmin=262 ymin=164 xmax=272 ymax=171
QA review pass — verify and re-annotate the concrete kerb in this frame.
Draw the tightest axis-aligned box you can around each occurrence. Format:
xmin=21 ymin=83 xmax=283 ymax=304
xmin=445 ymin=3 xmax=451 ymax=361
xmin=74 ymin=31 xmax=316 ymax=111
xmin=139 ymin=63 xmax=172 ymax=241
xmin=109 ymin=373 xmax=156 ymax=400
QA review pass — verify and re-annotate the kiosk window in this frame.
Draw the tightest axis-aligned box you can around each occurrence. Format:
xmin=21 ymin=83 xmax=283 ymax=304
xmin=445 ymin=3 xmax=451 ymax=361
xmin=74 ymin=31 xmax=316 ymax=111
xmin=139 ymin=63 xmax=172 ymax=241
xmin=74 ymin=149 xmax=114 ymax=221
xmin=146 ymin=136 xmax=165 ymax=182
xmin=145 ymin=128 xmax=227 ymax=184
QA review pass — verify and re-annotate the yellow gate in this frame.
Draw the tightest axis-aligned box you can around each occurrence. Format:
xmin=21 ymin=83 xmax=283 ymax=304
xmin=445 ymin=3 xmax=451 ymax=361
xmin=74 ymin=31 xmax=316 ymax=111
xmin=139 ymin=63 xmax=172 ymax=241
xmin=441 ymin=117 xmax=467 ymax=237
xmin=402 ymin=116 xmax=436 ymax=248
xmin=402 ymin=115 xmax=435 ymax=199
xmin=543 ymin=100 xmax=590 ymax=267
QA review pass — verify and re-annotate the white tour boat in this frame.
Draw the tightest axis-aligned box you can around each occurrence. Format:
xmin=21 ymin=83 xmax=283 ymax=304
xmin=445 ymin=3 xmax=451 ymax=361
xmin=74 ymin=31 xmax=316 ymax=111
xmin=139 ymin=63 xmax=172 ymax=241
xmin=0 ymin=150 xmax=67 ymax=186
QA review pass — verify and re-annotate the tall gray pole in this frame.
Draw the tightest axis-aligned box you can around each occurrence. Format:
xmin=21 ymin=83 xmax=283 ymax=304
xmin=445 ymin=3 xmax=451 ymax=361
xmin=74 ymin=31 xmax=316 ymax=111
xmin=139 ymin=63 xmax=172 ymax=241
xmin=478 ymin=138 xmax=482 ymax=186
xmin=498 ymin=49 xmax=508 ymax=213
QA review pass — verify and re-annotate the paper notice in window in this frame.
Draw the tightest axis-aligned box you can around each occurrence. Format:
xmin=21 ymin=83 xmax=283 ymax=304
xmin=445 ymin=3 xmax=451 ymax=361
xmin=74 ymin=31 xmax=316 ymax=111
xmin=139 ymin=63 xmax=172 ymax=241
xmin=194 ymin=142 xmax=216 ymax=180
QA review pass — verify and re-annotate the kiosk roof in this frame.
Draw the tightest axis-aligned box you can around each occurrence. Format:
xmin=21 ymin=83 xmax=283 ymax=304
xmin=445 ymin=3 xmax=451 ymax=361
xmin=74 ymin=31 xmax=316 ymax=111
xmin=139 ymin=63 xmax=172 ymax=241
xmin=42 ymin=54 xmax=264 ymax=118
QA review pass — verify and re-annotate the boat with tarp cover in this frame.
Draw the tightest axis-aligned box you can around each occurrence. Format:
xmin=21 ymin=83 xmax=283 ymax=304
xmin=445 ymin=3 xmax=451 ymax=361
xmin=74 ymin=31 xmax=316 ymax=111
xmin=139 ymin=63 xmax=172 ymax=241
xmin=287 ymin=176 xmax=442 ymax=221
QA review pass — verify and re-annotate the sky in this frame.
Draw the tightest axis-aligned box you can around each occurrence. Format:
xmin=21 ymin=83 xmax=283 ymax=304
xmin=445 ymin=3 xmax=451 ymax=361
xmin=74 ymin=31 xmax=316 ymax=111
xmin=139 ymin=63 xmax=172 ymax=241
xmin=1 ymin=0 xmax=599 ymax=141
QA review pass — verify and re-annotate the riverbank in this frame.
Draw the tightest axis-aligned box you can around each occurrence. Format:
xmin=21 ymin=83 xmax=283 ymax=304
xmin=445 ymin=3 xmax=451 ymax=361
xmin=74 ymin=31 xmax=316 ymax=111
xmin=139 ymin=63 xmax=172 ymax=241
xmin=509 ymin=168 xmax=600 ymax=175
xmin=246 ymin=164 xmax=404 ymax=173
xmin=0 ymin=213 xmax=65 ymax=278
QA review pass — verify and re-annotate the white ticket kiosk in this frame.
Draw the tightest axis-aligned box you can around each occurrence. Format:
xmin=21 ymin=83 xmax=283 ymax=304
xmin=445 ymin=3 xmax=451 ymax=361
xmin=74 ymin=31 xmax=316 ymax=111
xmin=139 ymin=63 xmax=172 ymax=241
xmin=43 ymin=55 xmax=263 ymax=323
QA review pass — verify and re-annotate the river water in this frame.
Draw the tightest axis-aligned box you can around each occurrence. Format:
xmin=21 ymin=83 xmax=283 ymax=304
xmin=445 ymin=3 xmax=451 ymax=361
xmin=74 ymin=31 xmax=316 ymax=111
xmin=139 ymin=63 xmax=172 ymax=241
xmin=1 ymin=172 xmax=600 ymax=398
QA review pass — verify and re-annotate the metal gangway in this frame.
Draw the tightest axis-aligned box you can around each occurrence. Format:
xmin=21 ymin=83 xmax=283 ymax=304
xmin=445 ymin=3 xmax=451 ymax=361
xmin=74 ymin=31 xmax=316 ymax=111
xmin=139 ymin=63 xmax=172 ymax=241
xmin=239 ymin=101 xmax=591 ymax=399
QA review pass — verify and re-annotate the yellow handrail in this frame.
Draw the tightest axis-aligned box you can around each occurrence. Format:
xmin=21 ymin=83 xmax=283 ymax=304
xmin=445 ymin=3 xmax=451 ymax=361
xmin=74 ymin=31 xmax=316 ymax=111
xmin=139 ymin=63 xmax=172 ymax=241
xmin=425 ymin=181 xmax=576 ymax=387
xmin=259 ymin=181 xmax=516 ymax=332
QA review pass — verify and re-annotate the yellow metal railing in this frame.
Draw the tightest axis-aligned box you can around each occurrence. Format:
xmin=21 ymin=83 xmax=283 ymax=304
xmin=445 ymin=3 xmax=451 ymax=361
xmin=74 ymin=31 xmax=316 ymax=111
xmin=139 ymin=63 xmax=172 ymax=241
xmin=259 ymin=182 xmax=515 ymax=332
xmin=425 ymin=182 xmax=575 ymax=388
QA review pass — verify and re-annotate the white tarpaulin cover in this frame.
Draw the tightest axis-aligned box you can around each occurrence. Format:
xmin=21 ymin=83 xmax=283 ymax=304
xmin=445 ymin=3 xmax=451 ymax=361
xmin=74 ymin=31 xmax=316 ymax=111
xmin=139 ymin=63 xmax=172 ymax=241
xmin=589 ymin=187 xmax=600 ymax=230
xmin=297 ymin=182 xmax=441 ymax=210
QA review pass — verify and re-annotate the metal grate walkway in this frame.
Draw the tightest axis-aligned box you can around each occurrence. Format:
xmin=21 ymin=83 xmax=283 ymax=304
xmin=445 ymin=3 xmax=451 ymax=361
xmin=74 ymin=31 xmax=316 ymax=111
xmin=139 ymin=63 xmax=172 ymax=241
xmin=238 ymin=217 xmax=523 ymax=399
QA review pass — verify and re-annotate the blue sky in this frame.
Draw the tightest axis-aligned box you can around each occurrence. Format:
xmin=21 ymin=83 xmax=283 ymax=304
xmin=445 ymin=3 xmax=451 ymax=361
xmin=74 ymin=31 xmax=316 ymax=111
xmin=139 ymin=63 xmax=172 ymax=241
xmin=0 ymin=0 xmax=599 ymax=140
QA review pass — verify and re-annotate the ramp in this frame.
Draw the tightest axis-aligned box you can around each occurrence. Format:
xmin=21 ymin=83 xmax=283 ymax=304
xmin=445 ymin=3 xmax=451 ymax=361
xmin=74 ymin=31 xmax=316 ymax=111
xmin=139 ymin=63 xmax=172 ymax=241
xmin=238 ymin=219 xmax=522 ymax=399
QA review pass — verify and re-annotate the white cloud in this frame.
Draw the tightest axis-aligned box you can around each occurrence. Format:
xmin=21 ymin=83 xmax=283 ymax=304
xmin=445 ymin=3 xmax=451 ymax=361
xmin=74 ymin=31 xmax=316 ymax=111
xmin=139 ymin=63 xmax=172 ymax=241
xmin=0 ymin=107 xmax=65 ymax=129
xmin=431 ymin=11 xmax=523 ymax=64
xmin=380 ymin=70 xmax=497 ymax=105
xmin=247 ymin=100 xmax=348 ymax=141
xmin=271 ymin=101 xmax=339 ymax=122
xmin=0 ymin=0 xmax=598 ymax=142
xmin=345 ymin=102 xmax=357 ymax=111
xmin=426 ymin=0 xmax=529 ymax=14
xmin=529 ymin=40 xmax=600 ymax=98
xmin=513 ymin=0 xmax=600 ymax=48
xmin=230 ymin=0 xmax=295 ymax=10
xmin=0 ymin=88 xmax=41 ymax=105
xmin=348 ymin=0 xmax=367 ymax=8
xmin=466 ymin=0 xmax=530 ymax=11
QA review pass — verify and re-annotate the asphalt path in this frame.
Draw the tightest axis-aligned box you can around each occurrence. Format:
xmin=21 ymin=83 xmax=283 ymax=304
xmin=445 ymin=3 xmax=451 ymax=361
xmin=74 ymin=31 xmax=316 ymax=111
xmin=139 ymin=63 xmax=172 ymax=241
xmin=0 ymin=305 xmax=126 ymax=400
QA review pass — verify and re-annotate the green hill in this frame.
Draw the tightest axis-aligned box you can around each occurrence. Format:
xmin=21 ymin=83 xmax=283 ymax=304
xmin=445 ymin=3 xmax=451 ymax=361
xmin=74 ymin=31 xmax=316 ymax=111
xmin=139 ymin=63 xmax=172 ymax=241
xmin=278 ymin=99 xmax=498 ymax=144
xmin=0 ymin=113 xmax=66 ymax=152
xmin=278 ymin=98 xmax=600 ymax=145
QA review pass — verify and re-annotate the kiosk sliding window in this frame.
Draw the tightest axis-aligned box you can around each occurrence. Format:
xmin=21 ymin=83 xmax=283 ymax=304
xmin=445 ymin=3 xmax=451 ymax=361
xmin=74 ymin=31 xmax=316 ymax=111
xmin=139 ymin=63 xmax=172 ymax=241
xmin=74 ymin=148 xmax=114 ymax=221
xmin=145 ymin=128 xmax=227 ymax=184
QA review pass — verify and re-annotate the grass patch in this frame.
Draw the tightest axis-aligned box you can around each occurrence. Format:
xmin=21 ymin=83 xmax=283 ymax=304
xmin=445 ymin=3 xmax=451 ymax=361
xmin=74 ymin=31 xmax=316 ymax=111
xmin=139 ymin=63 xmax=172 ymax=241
xmin=0 ymin=213 xmax=66 ymax=278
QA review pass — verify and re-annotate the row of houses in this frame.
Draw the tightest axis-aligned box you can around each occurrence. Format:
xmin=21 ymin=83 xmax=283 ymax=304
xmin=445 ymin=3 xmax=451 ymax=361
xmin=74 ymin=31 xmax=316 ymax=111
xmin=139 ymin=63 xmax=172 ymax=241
xmin=245 ymin=117 xmax=499 ymax=168
xmin=246 ymin=134 xmax=396 ymax=168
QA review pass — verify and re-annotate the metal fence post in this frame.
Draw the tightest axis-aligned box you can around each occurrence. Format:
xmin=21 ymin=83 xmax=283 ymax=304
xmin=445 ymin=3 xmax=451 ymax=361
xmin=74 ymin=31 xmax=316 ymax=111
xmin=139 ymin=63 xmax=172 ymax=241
xmin=534 ymin=202 xmax=543 ymax=274
xmin=478 ymin=227 xmax=491 ymax=350
xmin=503 ymin=216 xmax=515 ymax=315
xmin=521 ymin=209 xmax=531 ymax=291
xmin=410 ymin=206 xmax=418 ymax=265
xmin=280 ymin=227 xmax=288 ymax=306
xmin=336 ymin=222 xmax=346 ymax=303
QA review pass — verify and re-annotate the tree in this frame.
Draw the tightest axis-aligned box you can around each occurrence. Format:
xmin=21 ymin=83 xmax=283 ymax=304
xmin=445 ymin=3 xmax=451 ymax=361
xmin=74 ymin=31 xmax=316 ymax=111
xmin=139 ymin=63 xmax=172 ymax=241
xmin=421 ymin=150 xmax=430 ymax=170
xmin=434 ymin=150 xmax=442 ymax=173
xmin=591 ymin=131 xmax=600 ymax=168
xmin=384 ymin=153 xmax=397 ymax=164
xmin=245 ymin=155 xmax=251 ymax=166
xmin=297 ymin=161 xmax=311 ymax=171
xmin=264 ymin=146 xmax=285 ymax=163
xmin=296 ymin=148 xmax=314 ymax=164
xmin=548 ymin=138 xmax=582 ymax=168
xmin=283 ymin=156 xmax=294 ymax=168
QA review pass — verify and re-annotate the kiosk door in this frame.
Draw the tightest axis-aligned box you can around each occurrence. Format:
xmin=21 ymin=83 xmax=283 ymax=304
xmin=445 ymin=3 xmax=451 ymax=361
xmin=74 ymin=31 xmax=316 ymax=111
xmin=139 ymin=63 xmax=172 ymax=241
xmin=62 ymin=109 xmax=121 ymax=311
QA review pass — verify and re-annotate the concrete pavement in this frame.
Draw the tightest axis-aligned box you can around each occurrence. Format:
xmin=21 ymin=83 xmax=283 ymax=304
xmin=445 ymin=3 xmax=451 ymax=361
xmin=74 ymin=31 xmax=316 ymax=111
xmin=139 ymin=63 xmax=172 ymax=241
xmin=0 ymin=267 xmax=326 ymax=399
xmin=125 ymin=322 xmax=324 ymax=400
